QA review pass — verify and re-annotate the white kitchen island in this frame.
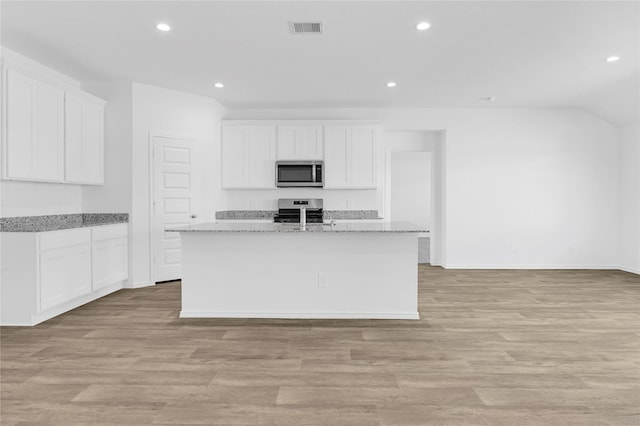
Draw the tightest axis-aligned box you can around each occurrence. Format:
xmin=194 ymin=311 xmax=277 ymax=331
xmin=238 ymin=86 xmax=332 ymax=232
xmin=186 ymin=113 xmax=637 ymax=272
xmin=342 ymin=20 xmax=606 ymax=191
xmin=170 ymin=222 xmax=425 ymax=320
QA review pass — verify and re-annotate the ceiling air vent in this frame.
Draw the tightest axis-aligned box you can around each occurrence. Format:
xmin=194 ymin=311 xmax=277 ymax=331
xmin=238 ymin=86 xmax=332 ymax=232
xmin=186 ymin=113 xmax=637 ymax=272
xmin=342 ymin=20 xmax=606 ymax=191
xmin=289 ymin=22 xmax=323 ymax=34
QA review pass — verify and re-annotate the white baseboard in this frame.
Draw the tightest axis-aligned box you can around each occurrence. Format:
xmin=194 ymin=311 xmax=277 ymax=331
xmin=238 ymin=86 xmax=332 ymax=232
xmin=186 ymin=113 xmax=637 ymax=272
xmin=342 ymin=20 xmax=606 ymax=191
xmin=124 ymin=281 xmax=155 ymax=289
xmin=26 ymin=282 xmax=123 ymax=326
xmin=618 ymin=266 xmax=640 ymax=275
xmin=180 ymin=311 xmax=420 ymax=320
xmin=441 ymin=264 xmax=622 ymax=270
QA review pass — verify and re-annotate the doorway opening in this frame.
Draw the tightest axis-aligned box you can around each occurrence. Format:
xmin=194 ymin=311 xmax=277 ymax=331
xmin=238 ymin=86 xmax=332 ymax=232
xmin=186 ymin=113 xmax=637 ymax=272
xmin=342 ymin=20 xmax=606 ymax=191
xmin=384 ymin=130 xmax=446 ymax=265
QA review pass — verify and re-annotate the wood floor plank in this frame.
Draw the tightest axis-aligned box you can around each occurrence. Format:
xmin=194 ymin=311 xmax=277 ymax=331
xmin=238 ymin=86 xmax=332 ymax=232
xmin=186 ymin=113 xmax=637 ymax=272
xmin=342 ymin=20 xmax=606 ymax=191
xmin=276 ymin=385 xmax=485 ymax=407
xmin=1 ymin=265 xmax=638 ymax=425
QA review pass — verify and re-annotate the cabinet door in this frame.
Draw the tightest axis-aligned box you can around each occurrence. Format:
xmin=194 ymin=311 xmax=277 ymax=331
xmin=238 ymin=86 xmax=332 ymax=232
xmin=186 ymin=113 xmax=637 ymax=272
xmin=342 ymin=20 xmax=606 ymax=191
xmin=221 ymin=125 xmax=276 ymax=189
xmin=221 ymin=126 xmax=248 ymax=188
xmin=324 ymin=126 xmax=350 ymax=188
xmin=92 ymin=237 xmax=127 ymax=291
xmin=246 ymin=126 xmax=276 ymax=188
xmin=35 ymin=81 xmax=64 ymax=181
xmin=351 ymin=126 xmax=377 ymax=188
xmin=324 ymin=125 xmax=377 ymax=189
xmin=40 ymin=243 xmax=91 ymax=311
xmin=91 ymin=240 xmax=110 ymax=291
xmin=66 ymin=243 xmax=92 ymax=299
xmin=5 ymin=69 xmax=37 ymax=179
xmin=80 ymin=100 xmax=104 ymax=184
xmin=277 ymin=126 xmax=323 ymax=160
xmin=109 ymin=238 xmax=128 ymax=283
xmin=64 ymin=94 xmax=84 ymax=181
xmin=65 ymin=93 xmax=104 ymax=184
xmin=40 ymin=247 xmax=69 ymax=311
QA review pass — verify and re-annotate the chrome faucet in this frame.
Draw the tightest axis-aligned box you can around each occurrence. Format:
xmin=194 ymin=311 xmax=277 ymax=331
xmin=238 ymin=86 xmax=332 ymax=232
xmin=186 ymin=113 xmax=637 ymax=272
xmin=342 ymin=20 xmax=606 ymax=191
xmin=299 ymin=206 xmax=306 ymax=229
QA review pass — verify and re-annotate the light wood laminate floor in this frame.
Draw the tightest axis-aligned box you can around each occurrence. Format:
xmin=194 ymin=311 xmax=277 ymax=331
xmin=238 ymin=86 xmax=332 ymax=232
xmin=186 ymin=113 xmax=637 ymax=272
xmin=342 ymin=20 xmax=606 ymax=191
xmin=1 ymin=266 xmax=639 ymax=425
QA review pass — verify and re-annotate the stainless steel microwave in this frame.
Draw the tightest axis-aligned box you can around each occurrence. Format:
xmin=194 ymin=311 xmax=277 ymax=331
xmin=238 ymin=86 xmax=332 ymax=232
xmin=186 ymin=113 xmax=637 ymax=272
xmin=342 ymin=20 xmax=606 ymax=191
xmin=276 ymin=161 xmax=324 ymax=188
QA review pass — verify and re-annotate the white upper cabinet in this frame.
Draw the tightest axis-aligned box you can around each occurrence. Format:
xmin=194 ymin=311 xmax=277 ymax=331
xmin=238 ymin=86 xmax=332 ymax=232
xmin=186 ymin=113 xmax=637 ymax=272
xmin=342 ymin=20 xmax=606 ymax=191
xmin=221 ymin=126 xmax=247 ymax=188
xmin=324 ymin=125 xmax=378 ymax=189
xmin=64 ymin=91 xmax=105 ymax=184
xmin=246 ymin=126 xmax=277 ymax=188
xmin=351 ymin=126 xmax=378 ymax=187
xmin=4 ymin=69 xmax=64 ymax=182
xmin=276 ymin=125 xmax=324 ymax=160
xmin=222 ymin=125 xmax=276 ymax=189
xmin=2 ymin=60 xmax=105 ymax=185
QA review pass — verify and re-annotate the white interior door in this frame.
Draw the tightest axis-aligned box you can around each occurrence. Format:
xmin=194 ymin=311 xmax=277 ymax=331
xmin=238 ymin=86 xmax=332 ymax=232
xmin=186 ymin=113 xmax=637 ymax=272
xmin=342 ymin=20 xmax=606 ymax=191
xmin=152 ymin=135 xmax=199 ymax=283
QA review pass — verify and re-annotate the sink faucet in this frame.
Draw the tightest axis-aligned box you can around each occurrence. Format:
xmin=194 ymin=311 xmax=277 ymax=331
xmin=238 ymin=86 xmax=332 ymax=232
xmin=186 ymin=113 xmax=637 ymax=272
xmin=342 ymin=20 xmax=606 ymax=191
xmin=299 ymin=206 xmax=306 ymax=229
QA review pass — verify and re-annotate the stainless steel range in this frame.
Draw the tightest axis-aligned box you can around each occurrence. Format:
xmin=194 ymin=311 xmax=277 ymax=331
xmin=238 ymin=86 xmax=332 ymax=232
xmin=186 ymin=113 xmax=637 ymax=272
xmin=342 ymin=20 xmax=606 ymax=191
xmin=273 ymin=199 xmax=324 ymax=224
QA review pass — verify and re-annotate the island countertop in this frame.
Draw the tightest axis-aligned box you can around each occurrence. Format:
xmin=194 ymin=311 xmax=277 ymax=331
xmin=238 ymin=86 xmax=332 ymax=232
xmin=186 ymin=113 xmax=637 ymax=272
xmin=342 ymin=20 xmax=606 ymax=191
xmin=177 ymin=220 xmax=423 ymax=319
xmin=168 ymin=221 xmax=426 ymax=233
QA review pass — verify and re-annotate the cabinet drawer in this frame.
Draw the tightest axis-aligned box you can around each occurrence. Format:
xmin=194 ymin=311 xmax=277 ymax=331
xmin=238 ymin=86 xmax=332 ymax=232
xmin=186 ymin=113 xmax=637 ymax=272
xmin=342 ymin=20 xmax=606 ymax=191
xmin=39 ymin=228 xmax=91 ymax=251
xmin=92 ymin=223 xmax=127 ymax=242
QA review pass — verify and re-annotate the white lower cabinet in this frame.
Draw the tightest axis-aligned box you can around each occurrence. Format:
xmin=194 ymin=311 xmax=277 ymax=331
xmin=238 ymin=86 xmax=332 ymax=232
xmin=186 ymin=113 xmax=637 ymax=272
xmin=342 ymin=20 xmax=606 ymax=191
xmin=91 ymin=224 xmax=128 ymax=291
xmin=0 ymin=224 xmax=129 ymax=326
xmin=91 ymin=240 xmax=111 ymax=290
xmin=40 ymin=234 xmax=92 ymax=311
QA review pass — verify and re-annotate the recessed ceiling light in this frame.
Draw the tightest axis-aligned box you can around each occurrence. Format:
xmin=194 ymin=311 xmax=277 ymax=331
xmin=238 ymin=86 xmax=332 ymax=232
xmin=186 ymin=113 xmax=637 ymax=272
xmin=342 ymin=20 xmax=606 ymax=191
xmin=214 ymin=82 xmax=224 ymax=88
xmin=606 ymin=56 xmax=620 ymax=62
xmin=156 ymin=23 xmax=171 ymax=32
xmin=386 ymin=82 xmax=397 ymax=88
xmin=416 ymin=22 xmax=431 ymax=31
xmin=480 ymin=96 xmax=496 ymax=102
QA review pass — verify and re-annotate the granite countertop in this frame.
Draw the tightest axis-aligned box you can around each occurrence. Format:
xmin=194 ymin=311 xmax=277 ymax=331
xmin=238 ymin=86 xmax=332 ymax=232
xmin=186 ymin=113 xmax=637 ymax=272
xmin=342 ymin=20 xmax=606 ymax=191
xmin=0 ymin=213 xmax=129 ymax=232
xmin=169 ymin=221 xmax=426 ymax=233
xmin=215 ymin=210 xmax=383 ymax=220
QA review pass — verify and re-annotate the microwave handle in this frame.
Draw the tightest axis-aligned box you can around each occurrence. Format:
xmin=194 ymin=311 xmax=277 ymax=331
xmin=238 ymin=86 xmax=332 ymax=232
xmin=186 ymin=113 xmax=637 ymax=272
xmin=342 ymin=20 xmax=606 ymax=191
xmin=312 ymin=165 xmax=316 ymax=183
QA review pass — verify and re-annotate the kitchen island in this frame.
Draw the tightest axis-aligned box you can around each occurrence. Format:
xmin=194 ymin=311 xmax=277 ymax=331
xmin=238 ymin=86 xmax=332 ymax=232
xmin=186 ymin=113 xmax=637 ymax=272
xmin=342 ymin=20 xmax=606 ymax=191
xmin=169 ymin=222 xmax=425 ymax=319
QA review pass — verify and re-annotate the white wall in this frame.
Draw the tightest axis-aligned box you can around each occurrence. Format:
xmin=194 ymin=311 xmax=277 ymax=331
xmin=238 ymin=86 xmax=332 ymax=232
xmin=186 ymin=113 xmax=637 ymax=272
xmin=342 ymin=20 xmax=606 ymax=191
xmin=225 ymin=108 xmax=620 ymax=269
xmin=131 ymin=82 xmax=225 ymax=287
xmin=618 ymin=122 xmax=640 ymax=273
xmin=0 ymin=181 xmax=82 ymax=217
xmin=82 ymin=81 xmax=133 ymax=214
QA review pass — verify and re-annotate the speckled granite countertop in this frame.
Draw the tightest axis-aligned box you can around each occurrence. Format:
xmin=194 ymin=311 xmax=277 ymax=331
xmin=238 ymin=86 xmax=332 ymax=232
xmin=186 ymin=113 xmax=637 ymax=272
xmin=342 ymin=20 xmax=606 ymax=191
xmin=169 ymin=221 xmax=425 ymax=233
xmin=215 ymin=210 xmax=382 ymax=220
xmin=0 ymin=213 xmax=129 ymax=232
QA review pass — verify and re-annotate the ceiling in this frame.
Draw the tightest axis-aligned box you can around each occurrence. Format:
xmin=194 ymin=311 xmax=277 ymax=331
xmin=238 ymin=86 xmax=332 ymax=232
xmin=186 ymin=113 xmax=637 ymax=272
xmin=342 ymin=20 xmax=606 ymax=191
xmin=2 ymin=1 xmax=639 ymax=125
